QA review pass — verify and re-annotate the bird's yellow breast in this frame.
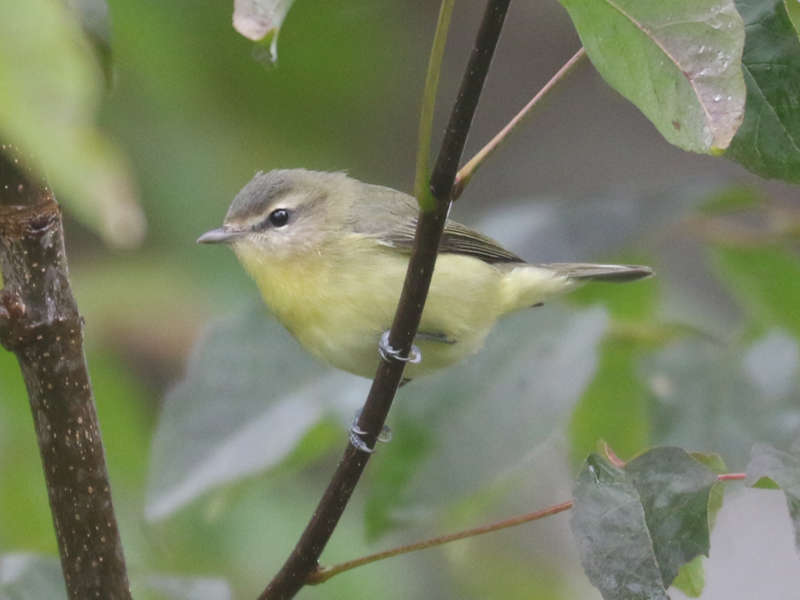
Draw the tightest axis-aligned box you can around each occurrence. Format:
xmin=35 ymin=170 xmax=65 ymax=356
xmin=233 ymin=235 xmax=514 ymax=378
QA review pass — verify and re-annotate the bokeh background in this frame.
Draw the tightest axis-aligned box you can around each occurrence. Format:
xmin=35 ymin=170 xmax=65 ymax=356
xmin=1 ymin=1 xmax=799 ymax=598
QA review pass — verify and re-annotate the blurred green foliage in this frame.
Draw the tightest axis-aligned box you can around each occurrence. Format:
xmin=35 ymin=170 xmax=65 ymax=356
xmin=1 ymin=1 xmax=799 ymax=599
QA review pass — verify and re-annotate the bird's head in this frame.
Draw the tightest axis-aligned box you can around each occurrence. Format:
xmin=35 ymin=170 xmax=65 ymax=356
xmin=198 ymin=169 xmax=351 ymax=261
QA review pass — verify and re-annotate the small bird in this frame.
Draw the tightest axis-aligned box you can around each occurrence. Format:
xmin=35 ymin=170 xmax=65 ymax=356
xmin=198 ymin=169 xmax=652 ymax=380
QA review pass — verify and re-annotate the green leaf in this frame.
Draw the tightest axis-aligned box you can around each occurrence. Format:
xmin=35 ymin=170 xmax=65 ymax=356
xmin=571 ymin=448 xmax=718 ymax=600
xmin=690 ymin=451 xmax=728 ymax=474
xmin=0 ymin=0 xmax=144 ymax=247
xmin=233 ymin=0 xmax=295 ymax=62
xmin=364 ymin=416 xmax=433 ymax=540
xmin=787 ymin=0 xmax=800 ymax=38
xmin=697 ymin=185 xmax=763 ymax=215
xmin=569 ymin=339 xmax=649 ymax=466
xmin=671 ymin=555 xmax=705 ymax=598
xmin=146 ymin=307 xmax=366 ymax=521
xmin=64 ymin=0 xmax=112 ymax=86
xmin=626 ymin=448 xmax=717 ymax=585
xmin=712 ymin=245 xmax=800 ymax=338
xmin=690 ymin=453 xmax=727 ymax=532
xmin=725 ymin=0 xmax=800 ymax=182
xmin=560 ymin=0 xmax=746 ymax=153
xmin=572 ymin=454 xmax=670 ymax=600
xmin=745 ymin=443 xmax=800 ymax=552
xmin=670 ymin=452 xmax=727 ymax=597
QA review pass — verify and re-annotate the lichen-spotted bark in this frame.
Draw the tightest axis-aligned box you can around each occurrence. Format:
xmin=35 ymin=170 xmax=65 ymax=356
xmin=0 ymin=145 xmax=131 ymax=600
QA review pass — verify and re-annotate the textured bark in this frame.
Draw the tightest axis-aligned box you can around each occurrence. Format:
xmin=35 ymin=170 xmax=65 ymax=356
xmin=0 ymin=145 xmax=131 ymax=599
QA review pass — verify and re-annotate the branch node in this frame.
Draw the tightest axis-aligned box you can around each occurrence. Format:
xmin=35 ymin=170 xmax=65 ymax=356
xmin=0 ymin=290 xmax=27 ymax=349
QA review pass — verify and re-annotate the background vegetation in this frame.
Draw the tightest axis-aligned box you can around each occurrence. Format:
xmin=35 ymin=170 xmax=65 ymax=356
xmin=1 ymin=1 xmax=799 ymax=598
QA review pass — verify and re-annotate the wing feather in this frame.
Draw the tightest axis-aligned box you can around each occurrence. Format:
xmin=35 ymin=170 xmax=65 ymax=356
xmin=354 ymin=183 xmax=524 ymax=264
xmin=378 ymin=216 xmax=524 ymax=264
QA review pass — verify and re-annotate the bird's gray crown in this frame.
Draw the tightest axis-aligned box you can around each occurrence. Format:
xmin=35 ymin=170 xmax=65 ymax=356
xmin=224 ymin=169 xmax=349 ymax=227
xmin=224 ymin=170 xmax=295 ymax=224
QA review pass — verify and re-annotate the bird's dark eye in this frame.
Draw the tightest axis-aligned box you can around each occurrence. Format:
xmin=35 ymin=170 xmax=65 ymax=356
xmin=268 ymin=208 xmax=290 ymax=227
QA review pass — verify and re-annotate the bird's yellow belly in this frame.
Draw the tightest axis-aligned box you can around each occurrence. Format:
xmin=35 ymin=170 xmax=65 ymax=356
xmin=236 ymin=241 xmax=504 ymax=379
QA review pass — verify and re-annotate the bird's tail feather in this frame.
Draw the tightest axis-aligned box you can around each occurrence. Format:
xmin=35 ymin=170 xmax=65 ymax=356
xmin=499 ymin=262 xmax=653 ymax=315
xmin=536 ymin=263 xmax=653 ymax=283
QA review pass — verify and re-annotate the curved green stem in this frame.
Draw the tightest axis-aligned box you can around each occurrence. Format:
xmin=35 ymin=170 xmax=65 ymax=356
xmin=415 ymin=0 xmax=456 ymax=211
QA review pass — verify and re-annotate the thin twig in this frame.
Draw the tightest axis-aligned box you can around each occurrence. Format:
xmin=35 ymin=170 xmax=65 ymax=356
xmin=259 ymin=2 xmax=512 ymax=598
xmin=309 ymin=470 xmax=748 ymax=584
xmin=309 ymin=501 xmax=574 ymax=584
xmin=717 ymin=472 xmax=746 ymax=481
xmin=452 ymin=47 xmax=586 ymax=199
xmin=0 ymin=145 xmax=131 ymax=599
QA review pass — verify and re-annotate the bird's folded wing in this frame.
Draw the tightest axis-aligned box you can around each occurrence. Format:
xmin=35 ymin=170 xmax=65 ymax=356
xmin=379 ymin=218 xmax=525 ymax=264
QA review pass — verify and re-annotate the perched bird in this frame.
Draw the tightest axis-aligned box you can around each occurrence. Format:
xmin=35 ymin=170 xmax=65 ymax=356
xmin=198 ymin=169 xmax=651 ymax=380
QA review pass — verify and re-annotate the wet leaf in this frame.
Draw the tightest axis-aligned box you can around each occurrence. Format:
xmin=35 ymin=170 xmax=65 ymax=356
xmin=572 ymin=454 xmax=669 ymax=600
xmin=726 ymin=0 xmax=800 ymax=181
xmin=233 ymin=0 xmax=295 ymax=62
xmin=0 ymin=0 xmax=144 ymax=247
xmin=146 ymin=307 xmax=366 ymax=520
xmin=626 ymin=448 xmax=717 ymax=585
xmin=560 ymin=0 xmax=746 ymax=153
xmin=571 ymin=448 xmax=717 ymax=600
xmin=745 ymin=443 xmax=800 ymax=552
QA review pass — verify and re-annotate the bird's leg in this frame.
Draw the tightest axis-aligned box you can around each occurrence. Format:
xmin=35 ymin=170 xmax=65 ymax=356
xmin=349 ymin=408 xmax=393 ymax=454
xmin=357 ymin=329 xmax=452 ymax=451
xmin=378 ymin=330 xmax=422 ymax=364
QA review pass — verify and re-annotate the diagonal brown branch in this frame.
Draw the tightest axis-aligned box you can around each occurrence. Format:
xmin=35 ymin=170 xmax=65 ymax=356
xmin=310 ymin=501 xmax=574 ymax=584
xmin=259 ymin=1 xmax=512 ymax=598
xmin=309 ymin=471 xmax=749 ymax=584
xmin=0 ymin=145 xmax=131 ymax=599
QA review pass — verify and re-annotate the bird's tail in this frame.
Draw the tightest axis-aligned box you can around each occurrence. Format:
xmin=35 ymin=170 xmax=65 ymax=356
xmin=536 ymin=262 xmax=653 ymax=283
xmin=499 ymin=262 xmax=653 ymax=314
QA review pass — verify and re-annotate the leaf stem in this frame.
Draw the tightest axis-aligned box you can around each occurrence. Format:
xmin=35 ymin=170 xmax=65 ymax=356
xmin=415 ymin=0 xmax=456 ymax=211
xmin=309 ymin=500 xmax=574 ymax=584
xmin=258 ymin=2 xmax=512 ymax=598
xmin=452 ymin=47 xmax=586 ymax=199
